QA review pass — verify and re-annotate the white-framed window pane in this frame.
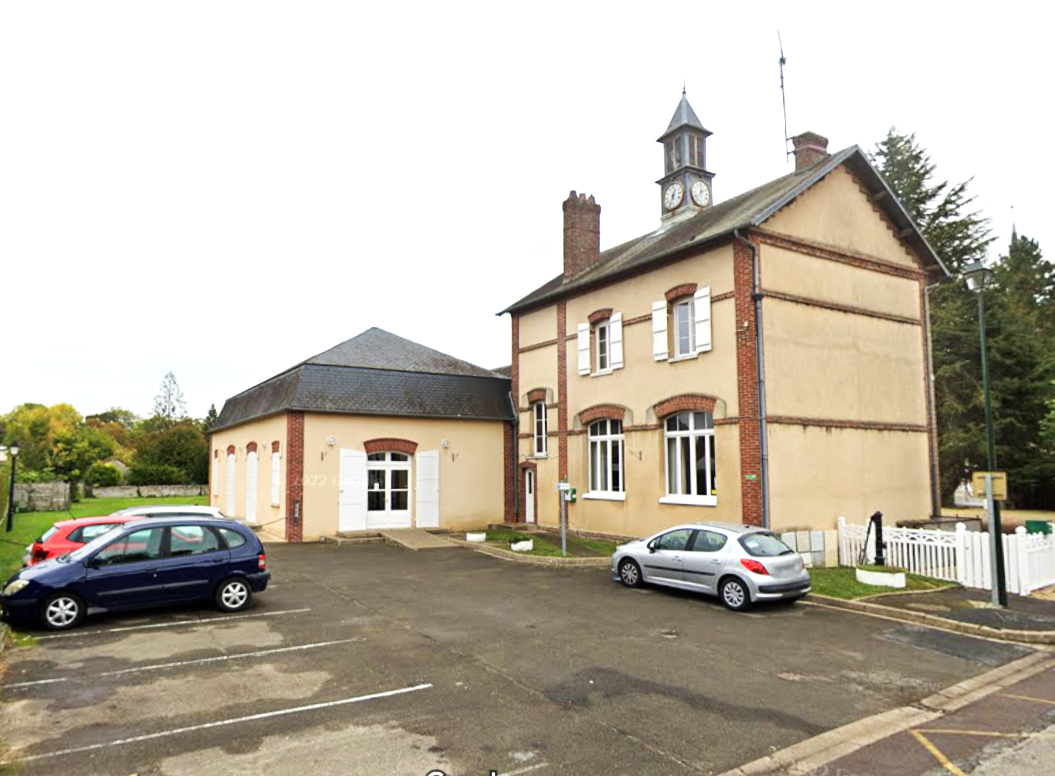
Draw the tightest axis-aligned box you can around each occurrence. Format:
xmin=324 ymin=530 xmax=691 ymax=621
xmin=675 ymin=301 xmax=694 ymax=355
xmin=664 ymin=411 xmax=716 ymax=499
xmin=596 ymin=321 xmax=609 ymax=370
xmin=708 ymin=434 xmax=717 ymax=495
xmin=694 ymin=435 xmax=708 ymax=496
xmin=667 ymin=437 xmax=678 ymax=492
xmin=611 ymin=438 xmax=621 ymax=491
xmin=533 ymin=402 xmax=547 ymax=455
xmin=680 ymin=435 xmax=693 ymax=495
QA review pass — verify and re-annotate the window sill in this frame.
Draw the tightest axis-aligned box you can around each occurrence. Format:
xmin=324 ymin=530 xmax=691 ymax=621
xmin=590 ymin=368 xmax=614 ymax=378
xmin=659 ymin=495 xmax=718 ymax=507
xmin=271 ymin=501 xmax=280 ymax=508
xmin=530 ymin=452 xmax=549 ymax=459
xmin=583 ymin=491 xmax=626 ymax=502
xmin=668 ymin=352 xmax=700 ymax=364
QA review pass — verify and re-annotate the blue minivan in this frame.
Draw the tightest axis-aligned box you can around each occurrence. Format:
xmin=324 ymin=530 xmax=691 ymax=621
xmin=1 ymin=517 xmax=270 ymax=631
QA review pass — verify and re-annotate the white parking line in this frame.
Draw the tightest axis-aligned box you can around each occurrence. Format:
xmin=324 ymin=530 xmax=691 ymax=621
xmin=506 ymin=765 xmax=549 ymax=775
xmin=36 ymin=608 xmax=311 ymax=640
xmin=6 ymin=638 xmax=360 ymax=688
xmin=1 ymin=683 xmax=433 ymax=764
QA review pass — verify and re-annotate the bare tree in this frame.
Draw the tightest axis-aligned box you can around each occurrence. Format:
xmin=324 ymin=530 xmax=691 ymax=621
xmin=153 ymin=371 xmax=187 ymax=420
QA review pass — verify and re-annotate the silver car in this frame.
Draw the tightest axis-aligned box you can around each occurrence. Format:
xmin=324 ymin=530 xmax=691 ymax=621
xmin=612 ymin=522 xmax=811 ymax=611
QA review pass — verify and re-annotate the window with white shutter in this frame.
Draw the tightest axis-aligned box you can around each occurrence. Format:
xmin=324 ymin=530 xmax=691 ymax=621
xmin=577 ymin=323 xmax=591 ymax=375
xmin=694 ymin=285 xmax=712 ymax=353
xmin=652 ymin=301 xmax=668 ymax=360
xmin=610 ymin=312 xmax=623 ymax=369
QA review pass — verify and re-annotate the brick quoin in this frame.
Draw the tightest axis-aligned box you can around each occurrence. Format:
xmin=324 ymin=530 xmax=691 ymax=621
xmin=557 ymin=301 xmax=569 ymax=480
xmin=578 ymin=404 xmax=626 ymax=426
xmin=285 ymin=411 xmax=305 ymax=543
xmin=508 ymin=314 xmax=521 ymax=522
xmin=363 ymin=438 xmax=418 ymax=456
xmin=654 ymin=394 xmax=717 ymax=419
xmin=734 ymin=236 xmax=764 ymax=526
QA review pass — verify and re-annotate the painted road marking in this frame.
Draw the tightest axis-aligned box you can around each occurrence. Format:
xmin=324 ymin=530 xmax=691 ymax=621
xmin=910 ymin=730 xmax=967 ymax=776
xmin=505 ymin=764 xmax=548 ymax=775
xmin=36 ymin=608 xmax=311 ymax=639
xmin=6 ymin=638 xmax=360 ymax=688
xmin=1 ymin=682 xmax=433 ymax=764
xmin=916 ymin=728 xmax=1055 ymax=739
xmin=1001 ymin=692 xmax=1055 ymax=706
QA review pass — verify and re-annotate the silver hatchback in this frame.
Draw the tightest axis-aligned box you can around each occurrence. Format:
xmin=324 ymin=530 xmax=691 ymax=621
xmin=612 ymin=521 xmax=811 ymax=611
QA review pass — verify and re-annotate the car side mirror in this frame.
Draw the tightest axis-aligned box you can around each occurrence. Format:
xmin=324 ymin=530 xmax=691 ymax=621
xmin=647 ymin=540 xmax=657 ymax=553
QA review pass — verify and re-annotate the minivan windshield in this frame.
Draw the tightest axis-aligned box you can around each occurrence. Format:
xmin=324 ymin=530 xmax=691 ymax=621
xmin=738 ymin=532 xmax=795 ymax=558
xmin=67 ymin=524 xmax=129 ymax=562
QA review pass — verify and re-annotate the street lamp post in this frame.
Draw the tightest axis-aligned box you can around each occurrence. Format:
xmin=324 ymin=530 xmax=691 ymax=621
xmin=963 ymin=260 xmax=1008 ymax=607
xmin=4 ymin=441 xmax=19 ymax=533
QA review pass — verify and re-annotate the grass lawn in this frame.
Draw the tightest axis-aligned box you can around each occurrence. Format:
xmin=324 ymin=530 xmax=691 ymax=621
xmin=809 ymin=566 xmax=952 ymax=600
xmin=484 ymin=527 xmax=618 ymax=558
xmin=0 ymin=495 xmax=207 ymax=582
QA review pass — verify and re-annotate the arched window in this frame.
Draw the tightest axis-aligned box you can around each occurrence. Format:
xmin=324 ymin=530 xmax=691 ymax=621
xmin=588 ymin=419 xmax=624 ymax=496
xmin=662 ymin=411 xmax=717 ymax=506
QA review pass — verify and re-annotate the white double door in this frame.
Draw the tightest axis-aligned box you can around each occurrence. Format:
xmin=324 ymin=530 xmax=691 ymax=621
xmin=339 ymin=449 xmax=439 ymax=532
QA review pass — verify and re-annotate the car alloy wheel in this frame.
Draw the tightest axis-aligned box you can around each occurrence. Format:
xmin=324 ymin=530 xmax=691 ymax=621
xmin=619 ymin=559 xmax=644 ymax=588
xmin=720 ymin=578 xmax=750 ymax=612
xmin=216 ymin=578 xmax=252 ymax=612
xmin=42 ymin=593 xmax=84 ymax=631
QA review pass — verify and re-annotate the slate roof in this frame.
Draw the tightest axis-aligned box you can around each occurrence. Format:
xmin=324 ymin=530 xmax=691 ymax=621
xmin=500 ymin=146 xmax=949 ymax=316
xmin=660 ymin=90 xmax=710 ymax=139
xmin=213 ymin=328 xmax=514 ymax=432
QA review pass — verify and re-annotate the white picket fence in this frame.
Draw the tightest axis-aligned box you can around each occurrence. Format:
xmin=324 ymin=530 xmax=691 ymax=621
xmin=837 ymin=516 xmax=1055 ymax=596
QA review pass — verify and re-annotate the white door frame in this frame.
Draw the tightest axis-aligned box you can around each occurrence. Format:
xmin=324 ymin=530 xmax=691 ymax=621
xmin=366 ymin=452 xmax=412 ymax=529
xmin=525 ymin=470 xmax=535 ymax=524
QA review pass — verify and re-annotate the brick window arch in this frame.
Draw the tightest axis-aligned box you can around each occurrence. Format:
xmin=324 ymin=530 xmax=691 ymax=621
xmin=578 ymin=404 xmax=626 ymax=427
xmin=654 ymin=394 xmax=717 ymax=419
xmin=665 ymin=283 xmax=698 ymax=302
xmin=363 ymin=437 xmax=419 ymax=456
xmin=246 ymin=441 xmax=258 ymax=454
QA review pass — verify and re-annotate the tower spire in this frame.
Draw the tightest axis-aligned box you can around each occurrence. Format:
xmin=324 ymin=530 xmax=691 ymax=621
xmin=1011 ymin=205 xmax=1019 ymax=247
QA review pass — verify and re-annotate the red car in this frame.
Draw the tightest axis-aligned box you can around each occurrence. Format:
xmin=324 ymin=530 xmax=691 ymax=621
xmin=21 ymin=515 xmax=137 ymax=566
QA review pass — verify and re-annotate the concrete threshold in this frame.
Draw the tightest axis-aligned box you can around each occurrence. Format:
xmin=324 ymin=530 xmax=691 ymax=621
xmin=379 ymin=529 xmax=457 ymax=551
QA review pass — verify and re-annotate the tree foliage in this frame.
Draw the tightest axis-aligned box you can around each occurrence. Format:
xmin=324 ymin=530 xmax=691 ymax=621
xmin=153 ymin=371 xmax=187 ymax=421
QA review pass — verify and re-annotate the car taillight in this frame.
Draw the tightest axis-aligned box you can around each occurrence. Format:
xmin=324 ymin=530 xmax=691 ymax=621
xmin=740 ymin=559 xmax=769 ymax=575
xmin=32 ymin=546 xmax=48 ymax=562
xmin=258 ymin=554 xmax=267 ymax=570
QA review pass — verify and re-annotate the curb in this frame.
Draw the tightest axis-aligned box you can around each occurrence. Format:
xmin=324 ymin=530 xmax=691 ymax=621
xmin=448 ymin=539 xmax=611 ymax=567
xmin=717 ymin=651 xmax=1055 ymax=776
xmin=807 ymin=594 xmax=1055 ymax=645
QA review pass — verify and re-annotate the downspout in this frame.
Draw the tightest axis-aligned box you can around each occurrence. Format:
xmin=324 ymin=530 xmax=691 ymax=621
xmin=734 ymin=229 xmax=770 ymax=530
xmin=923 ymin=282 xmax=942 ymax=519
xmin=508 ymin=390 xmax=519 ymax=521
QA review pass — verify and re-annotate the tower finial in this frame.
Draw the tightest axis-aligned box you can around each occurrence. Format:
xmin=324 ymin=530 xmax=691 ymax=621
xmin=682 ymin=81 xmax=686 ymax=96
xmin=1011 ymin=205 xmax=1019 ymax=247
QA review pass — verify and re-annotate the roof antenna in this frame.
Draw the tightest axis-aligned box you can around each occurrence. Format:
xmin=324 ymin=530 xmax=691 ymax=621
xmin=778 ymin=32 xmax=791 ymax=162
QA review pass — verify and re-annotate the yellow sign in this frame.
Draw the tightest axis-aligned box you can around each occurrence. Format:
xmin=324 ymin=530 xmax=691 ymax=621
xmin=972 ymin=471 xmax=1008 ymax=501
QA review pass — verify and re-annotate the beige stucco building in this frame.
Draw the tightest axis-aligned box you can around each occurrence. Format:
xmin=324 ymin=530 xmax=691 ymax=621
xmin=209 ymin=328 xmax=514 ymax=541
xmin=501 ymin=94 xmax=948 ymax=538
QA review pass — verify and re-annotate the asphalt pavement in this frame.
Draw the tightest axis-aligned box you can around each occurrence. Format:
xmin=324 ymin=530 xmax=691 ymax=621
xmin=0 ymin=543 xmax=1044 ymax=775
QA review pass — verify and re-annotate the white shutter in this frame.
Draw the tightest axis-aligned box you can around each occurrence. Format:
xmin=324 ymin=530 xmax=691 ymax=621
xmin=211 ymin=455 xmax=219 ymax=497
xmin=652 ymin=301 xmax=668 ymax=360
xmin=577 ymin=323 xmax=591 ymax=375
xmin=610 ymin=312 xmax=623 ymax=369
xmin=338 ymin=449 xmax=367 ymax=532
xmin=225 ymin=453 xmax=236 ymax=515
xmin=245 ymin=451 xmax=259 ymax=524
xmin=271 ymin=451 xmax=281 ymax=506
xmin=694 ymin=285 xmax=712 ymax=353
xmin=415 ymin=450 xmax=440 ymax=528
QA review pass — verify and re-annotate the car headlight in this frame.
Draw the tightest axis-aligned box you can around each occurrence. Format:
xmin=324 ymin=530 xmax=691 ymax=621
xmin=3 ymin=579 xmax=29 ymax=597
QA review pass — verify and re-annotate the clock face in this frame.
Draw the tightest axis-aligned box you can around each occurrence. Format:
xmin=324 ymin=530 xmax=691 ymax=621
xmin=663 ymin=182 xmax=684 ymax=210
xmin=691 ymin=180 xmax=711 ymax=207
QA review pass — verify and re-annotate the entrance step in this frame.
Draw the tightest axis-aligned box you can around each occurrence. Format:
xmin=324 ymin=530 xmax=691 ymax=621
xmin=379 ymin=529 xmax=458 ymax=551
xmin=320 ymin=533 xmax=384 ymax=546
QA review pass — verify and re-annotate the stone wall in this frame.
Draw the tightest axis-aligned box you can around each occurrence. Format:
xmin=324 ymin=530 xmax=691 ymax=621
xmin=92 ymin=485 xmax=206 ymax=499
xmin=14 ymin=482 xmax=71 ymax=512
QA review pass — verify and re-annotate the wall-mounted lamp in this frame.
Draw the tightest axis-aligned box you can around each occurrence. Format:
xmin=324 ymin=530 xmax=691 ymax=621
xmin=326 ymin=436 xmax=336 ymax=447
xmin=441 ymin=439 xmax=450 ymax=449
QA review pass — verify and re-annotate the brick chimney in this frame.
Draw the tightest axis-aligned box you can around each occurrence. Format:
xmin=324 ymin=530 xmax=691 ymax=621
xmin=563 ymin=191 xmax=601 ymax=279
xmin=791 ymin=131 xmax=829 ymax=171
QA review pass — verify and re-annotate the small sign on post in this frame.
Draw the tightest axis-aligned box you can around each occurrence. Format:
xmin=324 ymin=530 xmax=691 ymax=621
xmin=972 ymin=471 xmax=1007 ymax=501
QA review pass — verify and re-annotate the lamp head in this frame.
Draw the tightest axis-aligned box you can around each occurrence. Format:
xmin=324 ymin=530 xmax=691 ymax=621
xmin=9 ymin=442 xmax=19 ymax=457
xmin=963 ymin=260 xmax=992 ymax=292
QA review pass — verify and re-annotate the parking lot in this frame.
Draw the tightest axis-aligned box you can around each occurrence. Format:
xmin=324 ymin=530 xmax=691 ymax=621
xmin=0 ymin=542 xmax=1039 ymax=775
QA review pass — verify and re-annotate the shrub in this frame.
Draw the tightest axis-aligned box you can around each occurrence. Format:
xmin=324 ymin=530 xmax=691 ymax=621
xmin=86 ymin=463 xmax=122 ymax=487
xmin=128 ymin=463 xmax=190 ymax=486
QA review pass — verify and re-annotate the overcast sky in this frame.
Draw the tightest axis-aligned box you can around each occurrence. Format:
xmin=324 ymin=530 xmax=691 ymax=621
xmin=1 ymin=2 xmax=1046 ymax=421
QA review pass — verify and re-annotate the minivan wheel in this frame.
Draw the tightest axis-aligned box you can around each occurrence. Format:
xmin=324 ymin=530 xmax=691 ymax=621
xmin=720 ymin=578 xmax=751 ymax=612
xmin=41 ymin=592 xmax=85 ymax=631
xmin=619 ymin=559 xmax=644 ymax=588
xmin=215 ymin=578 xmax=252 ymax=612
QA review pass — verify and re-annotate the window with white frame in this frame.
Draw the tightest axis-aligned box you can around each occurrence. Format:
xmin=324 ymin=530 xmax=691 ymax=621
xmin=532 ymin=402 xmax=547 ymax=456
xmin=673 ymin=298 xmax=695 ymax=357
xmin=662 ymin=411 xmax=717 ymax=506
xmin=595 ymin=319 xmax=610 ymax=371
xmin=588 ymin=419 xmax=624 ymax=496
xmin=577 ymin=313 xmax=623 ymax=376
xmin=270 ymin=449 xmax=281 ymax=506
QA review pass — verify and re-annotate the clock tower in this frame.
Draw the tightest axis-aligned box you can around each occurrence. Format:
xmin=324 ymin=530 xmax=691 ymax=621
xmin=657 ymin=89 xmax=714 ymax=222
